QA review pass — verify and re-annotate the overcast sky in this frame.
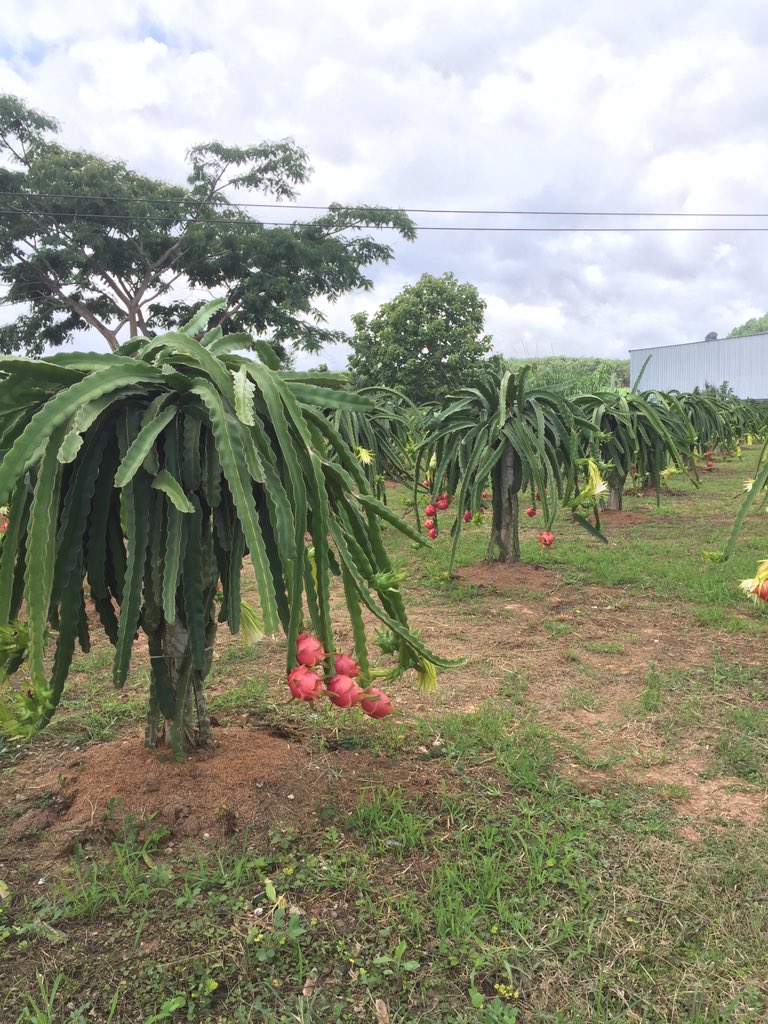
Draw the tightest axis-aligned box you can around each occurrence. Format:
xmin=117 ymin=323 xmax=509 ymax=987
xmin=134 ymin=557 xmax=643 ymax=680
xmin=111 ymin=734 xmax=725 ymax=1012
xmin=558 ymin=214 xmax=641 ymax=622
xmin=2 ymin=0 xmax=767 ymax=369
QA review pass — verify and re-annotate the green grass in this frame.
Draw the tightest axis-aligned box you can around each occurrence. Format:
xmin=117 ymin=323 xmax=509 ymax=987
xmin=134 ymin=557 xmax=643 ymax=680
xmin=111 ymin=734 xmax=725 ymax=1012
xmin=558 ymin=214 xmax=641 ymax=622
xmin=560 ymin=685 xmax=602 ymax=711
xmin=3 ymin=451 xmax=768 ymax=1022
xmin=544 ymin=620 xmax=571 ymax=638
xmin=583 ymin=640 xmax=625 ymax=654
xmin=383 ymin=450 xmax=768 ymax=632
xmin=3 ymin=708 xmax=767 ymax=1022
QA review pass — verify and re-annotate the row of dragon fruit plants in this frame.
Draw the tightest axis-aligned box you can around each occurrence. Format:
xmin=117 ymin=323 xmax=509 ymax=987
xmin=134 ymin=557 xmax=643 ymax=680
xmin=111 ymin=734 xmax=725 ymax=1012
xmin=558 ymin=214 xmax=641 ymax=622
xmin=0 ymin=313 xmax=765 ymax=752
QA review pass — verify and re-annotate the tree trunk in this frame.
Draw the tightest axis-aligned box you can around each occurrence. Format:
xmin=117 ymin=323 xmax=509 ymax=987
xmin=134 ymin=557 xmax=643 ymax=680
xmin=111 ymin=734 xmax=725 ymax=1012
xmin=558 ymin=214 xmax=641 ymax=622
xmin=608 ymin=469 xmax=625 ymax=511
xmin=490 ymin=445 xmax=521 ymax=563
xmin=144 ymin=600 xmax=218 ymax=756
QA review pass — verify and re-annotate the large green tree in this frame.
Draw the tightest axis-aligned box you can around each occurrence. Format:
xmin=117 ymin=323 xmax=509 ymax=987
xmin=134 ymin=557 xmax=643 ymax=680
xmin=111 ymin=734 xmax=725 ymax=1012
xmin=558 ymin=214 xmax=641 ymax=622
xmin=728 ymin=314 xmax=768 ymax=338
xmin=0 ymin=94 xmax=415 ymax=359
xmin=348 ymin=272 xmax=493 ymax=405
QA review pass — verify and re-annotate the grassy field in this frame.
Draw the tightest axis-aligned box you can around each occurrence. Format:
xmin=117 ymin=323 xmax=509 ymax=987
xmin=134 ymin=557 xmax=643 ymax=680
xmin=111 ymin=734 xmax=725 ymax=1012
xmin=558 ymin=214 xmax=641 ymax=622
xmin=1 ymin=451 xmax=767 ymax=1023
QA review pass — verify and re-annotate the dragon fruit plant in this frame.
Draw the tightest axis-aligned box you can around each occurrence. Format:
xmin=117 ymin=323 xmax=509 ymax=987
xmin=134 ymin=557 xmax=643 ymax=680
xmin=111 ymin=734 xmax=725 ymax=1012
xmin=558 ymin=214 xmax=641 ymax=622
xmin=0 ymin=302 xmax=455 ymax=753
xmin=417 ymin=366 xmax=604 ymax=567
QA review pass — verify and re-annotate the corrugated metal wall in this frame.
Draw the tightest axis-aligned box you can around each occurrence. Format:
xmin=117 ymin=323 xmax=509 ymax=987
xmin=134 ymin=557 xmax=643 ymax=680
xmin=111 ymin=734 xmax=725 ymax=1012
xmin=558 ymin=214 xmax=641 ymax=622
xmin=630 ymin=335 xmax=768 ymax=398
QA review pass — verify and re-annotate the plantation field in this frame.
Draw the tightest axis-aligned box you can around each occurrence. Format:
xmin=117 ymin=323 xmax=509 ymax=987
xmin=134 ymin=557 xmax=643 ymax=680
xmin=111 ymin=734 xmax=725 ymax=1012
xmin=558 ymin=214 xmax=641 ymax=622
xmin=1 ymin=451 xmax=767 ymax=1023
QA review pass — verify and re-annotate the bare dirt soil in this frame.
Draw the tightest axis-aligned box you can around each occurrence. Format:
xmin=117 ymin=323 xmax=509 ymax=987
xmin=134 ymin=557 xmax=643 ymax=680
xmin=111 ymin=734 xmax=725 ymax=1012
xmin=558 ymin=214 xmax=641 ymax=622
xmin=2 ymin=552 xmax=766 ymax=874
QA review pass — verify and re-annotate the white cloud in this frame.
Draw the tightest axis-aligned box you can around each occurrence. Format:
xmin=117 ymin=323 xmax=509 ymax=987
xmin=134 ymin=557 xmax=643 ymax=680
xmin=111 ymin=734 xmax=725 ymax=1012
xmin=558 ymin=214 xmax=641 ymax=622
xmin=3 ymin=0 xmax=768 ymax=362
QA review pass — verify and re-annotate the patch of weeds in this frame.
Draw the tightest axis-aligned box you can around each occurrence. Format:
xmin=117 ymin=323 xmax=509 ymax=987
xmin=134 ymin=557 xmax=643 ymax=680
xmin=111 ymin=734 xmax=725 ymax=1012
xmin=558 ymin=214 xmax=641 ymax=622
xmin=711 ymin=707 xmax=768 ymax=784
xmin=544 ymin=620 xmax=571 ymax=638
xmin=692 ymin=606 xmax=757 ymax=633
xmin=30 ymin=804 xmax=172 ymax=923
xmin=637 ymin=663 xmax=670 ymax=714
xmin=499 ymin=670 xmax=529 ymax=704
xmin=563 ymin=650 xmax=581 ymax=664
xmin=651 ymin=782 xmax=691 ymax=801
xmin=208 ymin=675 xmax=270 ymax=713
xmin=213 ymin=641 xmax=268 ymax=665
xmin=345 ymin=789 xmax=436 ymax=857
xmin=46 ymin=675 xmax=147 ymax=745
xmin=583 ymin=640 xmax=625 ymax=655
xmin=69 ymin=650 xmax=113 ymax=673
xmin=560 ymin=686 xmax=602 ymax=712
xmin=562 ymin=569 xmax=586 ymax=585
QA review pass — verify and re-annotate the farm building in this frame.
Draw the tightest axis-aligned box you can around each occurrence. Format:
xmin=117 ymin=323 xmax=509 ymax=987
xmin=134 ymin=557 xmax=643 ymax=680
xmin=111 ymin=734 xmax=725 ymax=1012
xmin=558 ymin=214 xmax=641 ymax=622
xmin=629 ymin=333 xmax=768 ymax=398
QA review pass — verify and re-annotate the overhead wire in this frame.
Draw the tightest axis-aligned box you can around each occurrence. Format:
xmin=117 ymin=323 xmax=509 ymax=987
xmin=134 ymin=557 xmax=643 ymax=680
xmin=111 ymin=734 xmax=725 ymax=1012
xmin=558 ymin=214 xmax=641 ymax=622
xmin=2 ymin=189 xmax=768 ymax=217
xmin=1 ymin=204 xmax=768 ymax=232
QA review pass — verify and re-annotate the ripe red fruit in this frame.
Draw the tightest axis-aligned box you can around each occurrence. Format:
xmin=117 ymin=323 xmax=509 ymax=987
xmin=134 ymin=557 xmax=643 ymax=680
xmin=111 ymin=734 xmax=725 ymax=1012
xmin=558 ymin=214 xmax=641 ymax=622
xmin=334 ymin=653 xmax=360 ymax=677
xmin=705 ymin=460 xmax=714 ymax=470
xmin=753 ymin=580 xmax=768 ymax=601
xmin=428 ymin=527 xmax=438 ymax=539
xmin=435 ymin=498 xmax=449 ymax=511
xmin=287 ymin=666 xmax=323 ymax=701
xmin=326 ymin=674 xmax=364 ymax=708
xmin=424 ymin=518 xmax=435 ymax=529
xmin=463 ymin=509 xmax=473 ymax=523
xmin=481 ymin=490 xmax=489 ymax=499
xmin=538 ymin=531 xmax=555 ymax=548
xmin=360 ymin=687 xmax=394 ymax=718
xmin=525 ymin=506 xmax=537 ymax=518
xmin=425 ymin=503 xmax=437 ymax=517
xmin=296 ymin=632 xmax=326 ymax=667
xmin=705 ymin=451 xmax=713 ymax=457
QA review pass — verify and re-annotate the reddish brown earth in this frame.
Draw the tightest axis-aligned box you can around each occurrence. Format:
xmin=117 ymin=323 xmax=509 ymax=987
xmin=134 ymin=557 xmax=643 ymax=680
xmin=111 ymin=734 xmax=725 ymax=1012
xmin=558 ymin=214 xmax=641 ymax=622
xmin=2 ymin=551 xmax=766 ymax=870
xmin=598 ymin=509 xmax=650 ymax=526
xmin=1 ymin=726 xmax=454 ymax=871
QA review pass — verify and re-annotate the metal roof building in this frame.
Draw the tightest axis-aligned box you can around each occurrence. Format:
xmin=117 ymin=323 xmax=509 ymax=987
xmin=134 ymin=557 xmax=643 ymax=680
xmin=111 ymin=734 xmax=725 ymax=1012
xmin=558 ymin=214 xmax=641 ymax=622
xmin=629 ymin=334 xmax=768 ymax=398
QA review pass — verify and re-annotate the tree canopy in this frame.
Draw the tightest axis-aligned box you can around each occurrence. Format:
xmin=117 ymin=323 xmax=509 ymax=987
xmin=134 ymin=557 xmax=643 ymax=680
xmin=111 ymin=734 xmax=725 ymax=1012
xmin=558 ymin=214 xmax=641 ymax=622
xmin=728 ymin=313 xmax=768 ymax=338
xmin=0 ymin=94 xmax=415 ymax=359
xmin=347 ymin=272 xmax=493 ymax=405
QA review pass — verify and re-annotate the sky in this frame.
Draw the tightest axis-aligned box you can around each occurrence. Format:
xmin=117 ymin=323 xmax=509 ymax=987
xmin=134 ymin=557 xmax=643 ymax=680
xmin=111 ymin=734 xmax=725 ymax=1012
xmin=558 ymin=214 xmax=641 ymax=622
xmin=2 ymin=0 xmax=768 ymax=369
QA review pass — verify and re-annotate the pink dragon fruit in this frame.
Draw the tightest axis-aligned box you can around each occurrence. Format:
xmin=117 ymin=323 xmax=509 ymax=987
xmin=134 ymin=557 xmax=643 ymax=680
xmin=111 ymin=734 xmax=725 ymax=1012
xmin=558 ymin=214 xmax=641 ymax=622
xmin=334 ymin=653 xmax=360 ymax=677
xmin=296 ymin=632 xmax=326 ymax=667
xmin=360 ymin=688 xmax=394 ymax=719
xmin=326 ymin=674 xmax=364 ymax=709
xmin=287 ymin=666 xmax=323 ymax=701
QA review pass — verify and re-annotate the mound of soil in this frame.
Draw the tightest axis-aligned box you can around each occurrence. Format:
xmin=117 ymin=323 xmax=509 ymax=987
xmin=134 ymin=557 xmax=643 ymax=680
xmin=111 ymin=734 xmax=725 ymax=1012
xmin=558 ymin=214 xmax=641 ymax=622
xmin=599 ymin=509 xmax=649 ymax=526
xmin=455 ymin=561 xmax=562 ymax=593
xmin=2 ymin=727 xmax=382 ymax=859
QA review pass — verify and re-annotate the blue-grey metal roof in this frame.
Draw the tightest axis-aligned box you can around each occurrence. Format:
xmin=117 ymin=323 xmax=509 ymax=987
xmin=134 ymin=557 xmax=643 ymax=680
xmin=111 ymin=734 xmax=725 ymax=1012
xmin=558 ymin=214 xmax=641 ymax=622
xmin=629 ymin=334 xmax=768 ymax=398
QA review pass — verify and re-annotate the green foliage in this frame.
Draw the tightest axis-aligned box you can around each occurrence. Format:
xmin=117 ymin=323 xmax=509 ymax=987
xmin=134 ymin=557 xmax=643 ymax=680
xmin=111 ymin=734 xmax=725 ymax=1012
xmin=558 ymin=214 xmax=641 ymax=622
xmin=332 ymin=387 xmax=428 ymax=501
xmin=574 ymin=389 xmax=697 ymax=507
xmin=663 ymin=390 xmax=760 ymax=454
xmin=728 ymin=312 xmax=768 ymax=338
xmin=421 ymin=365 xmax=598 ymax=564
xmin=505 ymin=356 xmax=630 ymax=391
xmin=0 ymin=303 xmax=451 ymax=748
xmin=0 ymin=94 xmax=416 ymax=358
xmin=348 ymin=272 xmax=493 ymax=405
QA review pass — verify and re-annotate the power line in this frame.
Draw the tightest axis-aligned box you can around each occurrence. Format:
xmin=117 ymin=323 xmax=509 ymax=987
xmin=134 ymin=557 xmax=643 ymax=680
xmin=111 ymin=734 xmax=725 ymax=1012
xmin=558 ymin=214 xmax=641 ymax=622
xmin=2 ymin=189 xmax=768 ymax=218
xmin=3 ymin=206 xmax=768 ymax=232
